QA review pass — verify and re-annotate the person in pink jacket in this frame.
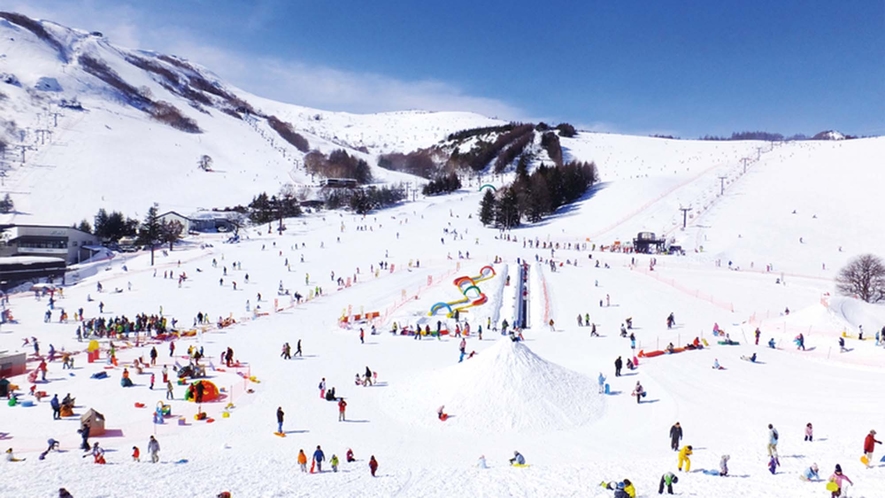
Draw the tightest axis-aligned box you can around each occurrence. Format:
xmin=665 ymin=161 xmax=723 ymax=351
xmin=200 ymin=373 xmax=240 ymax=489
xmin=829 ymin=464 xmax=853 ymax=497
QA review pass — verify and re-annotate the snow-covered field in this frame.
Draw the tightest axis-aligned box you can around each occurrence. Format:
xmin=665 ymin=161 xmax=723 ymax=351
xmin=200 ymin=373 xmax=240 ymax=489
xmin=1 ymin=13 xmax=884 ymax=498
xmin=2 ymin=133 xmax=885 ymax=498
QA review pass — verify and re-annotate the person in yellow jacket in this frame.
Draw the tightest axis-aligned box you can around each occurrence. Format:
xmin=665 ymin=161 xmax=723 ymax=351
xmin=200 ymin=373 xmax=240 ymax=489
xmin=677 ymin=445 xmax=693 ymax=472
xmin=622 ymin=478 xmax=636 ymax=498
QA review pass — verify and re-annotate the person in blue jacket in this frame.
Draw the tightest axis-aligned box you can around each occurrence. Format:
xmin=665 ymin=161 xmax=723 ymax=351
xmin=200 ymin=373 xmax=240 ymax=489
xmin=509 ymin=451 xmax=525 ymax=465
xmin=598 ymin=373 xmax=606 ymax=394
xmin=800 ymin=463 xmax=820 ymax=481
xmin=768 ymin=338 xmax=776 ymax=349
xmin=313 ymin=445 xmax=325 ymax=472
xmin=50 ymin=394 xmax=61 ymax=420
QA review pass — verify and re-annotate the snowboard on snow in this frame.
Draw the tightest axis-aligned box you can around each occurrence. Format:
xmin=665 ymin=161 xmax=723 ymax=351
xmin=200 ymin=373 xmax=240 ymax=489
xmin=274 ymin=432 xmax=286 ymax=437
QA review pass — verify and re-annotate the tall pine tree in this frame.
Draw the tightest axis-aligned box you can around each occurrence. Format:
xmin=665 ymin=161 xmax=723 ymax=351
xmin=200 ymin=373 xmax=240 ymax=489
xmin=495 ymin=187 xmax=520 ymax=229
xmin=479 ymin=189 xmax=497 ymax=226
xmin=140 ymin=203 xmax=162 ymax=266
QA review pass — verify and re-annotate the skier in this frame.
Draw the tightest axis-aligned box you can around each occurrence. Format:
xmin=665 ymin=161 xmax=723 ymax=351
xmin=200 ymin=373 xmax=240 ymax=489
xmin=767 ymin=424 xmax=779 ymax=464
xmin=632 ymin=381 xmax=645 ymax=404
xmin=298 ymin=449 xmax=308 ymax=472
xmin=369 ymin=455 xmax=379 ymax=476
xmin=509 ymin=451 xmax=526 ymax=465
xmin=805 ymin=423 xmax=813 ymax=442
xmin=658 ymin=472 xmax=678 ymax=494
xmin=863 ymin=429 xmax=881 ymax=467
xmin=677 ymin=445 xmax=692 ymax=472
xmin=598 ymin=373 xmax=606 ymax=394
xmin=148 ymin=435 xmax=160 ymax=463
xmin=719 ymin=455 xmax=730 ymax=476
xmin=276 ymin=407 xmax=284 ymax=434
xmin=313 ymin=445 xmax=325 ymax=472
xmin=338 ymin=398 xmax=347 ymax=422
xmin=614 ymin=356 xmax=623 ymax=377
xmin=669 ymin=422 xmax=683 ymax=451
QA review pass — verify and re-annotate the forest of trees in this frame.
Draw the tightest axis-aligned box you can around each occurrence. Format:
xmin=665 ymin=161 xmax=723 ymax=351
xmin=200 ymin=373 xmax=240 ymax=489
xmin=479 ymin=160 xmax=598 ymax=228
xmin=323 ymin=185 xmax=406 ymax=214
xmin=305 ymin=149 xmax=373 ymax=184
xmin=377 ymin=150 xmax=438 ymax=178
xmin=422 ymin=172 xmax=461 ymax=195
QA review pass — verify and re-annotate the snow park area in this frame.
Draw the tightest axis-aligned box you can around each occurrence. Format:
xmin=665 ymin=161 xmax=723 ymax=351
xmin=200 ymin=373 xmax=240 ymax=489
xmin=0 ymin=12 xmax=884 ymax=498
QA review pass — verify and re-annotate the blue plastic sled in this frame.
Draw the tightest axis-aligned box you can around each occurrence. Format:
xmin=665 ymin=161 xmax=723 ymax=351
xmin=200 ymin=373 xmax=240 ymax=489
xmin=701 ymin=469 xmax=720 ymax=476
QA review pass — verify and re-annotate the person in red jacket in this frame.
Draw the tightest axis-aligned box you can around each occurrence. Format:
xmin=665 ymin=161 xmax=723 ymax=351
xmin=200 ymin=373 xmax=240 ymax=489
xmin=863 ymin=429 xmax=881 ymax=467
xmin=338 ymin=398 xmax=347 ymax=422
xmin=369 ymin=455 xmax=378 ymax=476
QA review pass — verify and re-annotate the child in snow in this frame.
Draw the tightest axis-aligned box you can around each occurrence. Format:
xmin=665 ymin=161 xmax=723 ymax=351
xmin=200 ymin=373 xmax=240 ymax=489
xmin=330 ymin=454 xmax=339 ymax=472
xmin=805 ymin=423 xmax=813 ymax=442
xmin=298 ymin=449 xmax=308 ymax=472
xmin=369 ymin=455 xmax=378 ymax=476
xmin=719 ymin=455 xmax=730 ymax=476
xmin=346 ymin=448 xmax=355 ymax=462
xmin=800 ymin=463 xmax=820 ymax=481
xmin=598 ymin=373 xmax=606 ymax=394
xmin=5 ymin=448 xmax=23 ymax=462
xmin=658 ymin=472 xmax=678 ymax=494
xmin=768 ymin=455 xmax=777 ymax=474
xmin=477 ymin=455 xmax=488 ymax=469
xmin=632 ymin=382 xmax=645 ymax=404
xmin=829 ymin=464 xmax=852 ymax=497
xmin=132 ymin=446 xmax=140 ymax=462
xmin=713 ymin=358 xmax=721 ymax=369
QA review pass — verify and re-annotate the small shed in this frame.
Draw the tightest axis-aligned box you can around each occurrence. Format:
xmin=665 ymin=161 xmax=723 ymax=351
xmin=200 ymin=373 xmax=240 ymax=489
xmin=0 ymin=351 xmax=27 ymax=377
xmin=80 ymin=408 xmax=106 ymax=436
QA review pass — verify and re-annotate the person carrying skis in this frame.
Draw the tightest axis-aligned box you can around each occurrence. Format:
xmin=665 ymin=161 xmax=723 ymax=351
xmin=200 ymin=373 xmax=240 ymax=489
xmin=658 ymin=472 xmax=678 ymax=494
xmin=828 ymin=464 xmax=852 ymax=497
xmin=669 ymin=422 xmax=682 ymax=451
xmin=863 ymin=429 xmax=881 ymax=467
xmin=298 ymin=449 xmax=308 ymax=472
xmin=677 ymin=445 xmax=692 ymax=472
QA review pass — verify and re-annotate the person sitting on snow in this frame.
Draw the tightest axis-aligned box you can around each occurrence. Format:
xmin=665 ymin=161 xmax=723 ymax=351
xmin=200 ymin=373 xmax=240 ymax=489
xmin=768 ymin=338 xmax=776 ymax=349
xmin=509 ymin=451 xmax=525 ymax=465
xmin=626 ymin=358 xmax=635 ymax=370
xmin=346 ymin=448 xmax=355 ymax=463
xmin=800 ymin=463 xmax=820 ymax=481
xmin=713 ymin=358 xmax=721 ymax=369
xmin=665 ymin=343 xmax=675 ymax=354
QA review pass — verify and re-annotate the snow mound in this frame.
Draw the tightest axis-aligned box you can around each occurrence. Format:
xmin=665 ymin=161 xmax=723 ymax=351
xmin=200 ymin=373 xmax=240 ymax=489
xmin=386 ymin=339 xmax=604 ymax=433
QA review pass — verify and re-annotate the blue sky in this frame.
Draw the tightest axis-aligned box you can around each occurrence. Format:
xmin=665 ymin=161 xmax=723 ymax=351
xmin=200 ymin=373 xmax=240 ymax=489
xmin=10 ymin=0 xmax=884 ymax=137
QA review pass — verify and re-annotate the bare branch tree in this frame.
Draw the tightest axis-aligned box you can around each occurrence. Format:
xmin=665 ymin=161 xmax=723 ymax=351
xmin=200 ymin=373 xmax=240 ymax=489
xmin=836 ymin=254 xmax=885 ymax=303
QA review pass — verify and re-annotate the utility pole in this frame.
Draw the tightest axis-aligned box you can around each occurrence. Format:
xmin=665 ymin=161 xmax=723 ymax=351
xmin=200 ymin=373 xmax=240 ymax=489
xmin=679 ymin=206 xmax=692 ymax=229
xmin=35 ymin=129 xmax=51 ymax=145
xmin=718 ymin=175 xmax=727 ymax=196
xmin=741 ymin=157 xmax=748 ymax=174
xmin=13 ymin=145 xmax=33 ymax=163
xmin=50 ymin=111 xmax=62 ymax=127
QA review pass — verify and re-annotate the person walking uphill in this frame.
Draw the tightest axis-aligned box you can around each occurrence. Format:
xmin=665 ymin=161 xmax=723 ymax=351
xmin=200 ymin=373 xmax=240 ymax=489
xmin=863 ymin=429 xmax=881 ymax=467
xmin=298 ymin=449 xmax=308 ymax=472
xmin=828 ymin=464 xmax=852 ymax=497
xmin=313 ymin=445 xmax=325 ymax=472
xmin=669 ymin=422 xmax=683 ymax=451
xmin=677 ymin=445 xmax=693 ymax=472
xmin=148 ymin=435 xmax=160 ymax=463
xmin=614 ymin=356 xmax=623 ymax=377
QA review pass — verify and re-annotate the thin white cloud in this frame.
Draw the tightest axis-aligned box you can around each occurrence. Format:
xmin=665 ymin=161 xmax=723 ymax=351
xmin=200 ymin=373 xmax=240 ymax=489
xmin=5 ymin=1 xmax=528 ymax=120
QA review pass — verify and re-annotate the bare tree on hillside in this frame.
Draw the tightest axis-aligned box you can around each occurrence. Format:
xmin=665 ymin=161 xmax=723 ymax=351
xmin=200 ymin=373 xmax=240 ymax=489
xmin=836 ymin=254 xmax=885 ymax=303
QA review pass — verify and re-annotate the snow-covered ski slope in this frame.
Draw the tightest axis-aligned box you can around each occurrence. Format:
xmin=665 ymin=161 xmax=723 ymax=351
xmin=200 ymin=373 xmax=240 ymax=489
xmin=1 ymin=13 xmax=885 ymax=498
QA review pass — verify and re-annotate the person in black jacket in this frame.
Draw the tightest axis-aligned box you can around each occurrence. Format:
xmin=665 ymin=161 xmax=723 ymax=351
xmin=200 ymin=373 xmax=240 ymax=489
xmin=614 ymin=356 xmax=623 ymax=377
xmin=670 ymin=422 xmax=683 ymax=451
xmin=77 ymin=423 xmax=90 ymax=451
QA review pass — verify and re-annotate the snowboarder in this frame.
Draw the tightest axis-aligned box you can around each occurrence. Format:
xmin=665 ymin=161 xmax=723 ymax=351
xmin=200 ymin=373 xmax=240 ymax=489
xmin=148 ymin=435 xmax=160 ymax=463
xmin=509 ymin=451 xmax=526 ymax=465
xmin=669 ymin=422 xmax=683 ymax=451
xmin=768 ymin=455 xmax=777 ymax=474
xmin=805 ymin=423 xmax=813 ymax=442
xmin=614 ymin=356 xmax=623 ymax=377
xmin=863 ymin=429 xmax=881 ymax=468
xmin=313 ymin=445 xmax=325 ymax=472
xmin=276 ymin=407 xmax=284 ymax=434
xmin=658 ymin=472 xmax=678 ymax=494
xmin=677 ymin=445 xmax=692 ymax=472
xmin=369 ymin=455 xmax=378 ymax=476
